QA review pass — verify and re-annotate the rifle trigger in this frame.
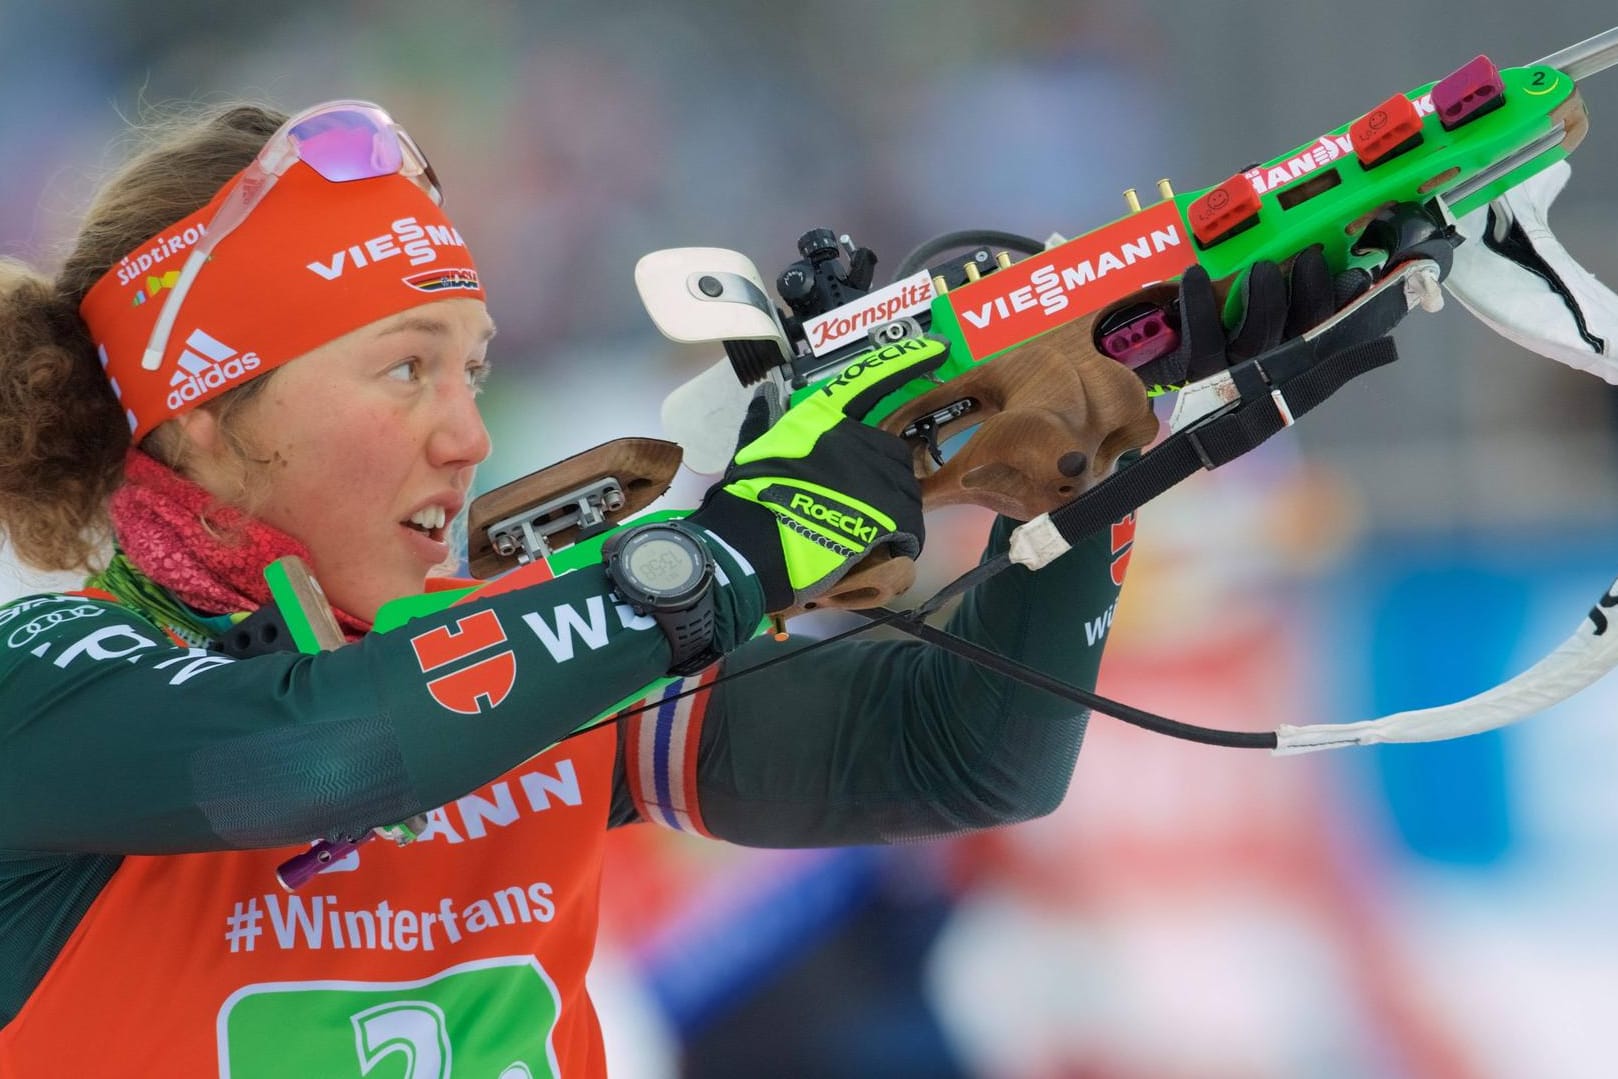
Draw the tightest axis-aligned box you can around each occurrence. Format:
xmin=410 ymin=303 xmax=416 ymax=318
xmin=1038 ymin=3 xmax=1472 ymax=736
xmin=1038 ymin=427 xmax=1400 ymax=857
xmin=902 ymin=398 xmax=979 ymax=467
xmin=903 ymin=415 xmax=946 ymax=466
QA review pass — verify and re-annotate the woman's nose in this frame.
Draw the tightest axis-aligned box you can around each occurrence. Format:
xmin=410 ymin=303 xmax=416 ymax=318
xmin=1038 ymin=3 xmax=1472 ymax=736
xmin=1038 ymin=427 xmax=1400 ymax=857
xmin=429 ymin=380 xmax=493 ymax=468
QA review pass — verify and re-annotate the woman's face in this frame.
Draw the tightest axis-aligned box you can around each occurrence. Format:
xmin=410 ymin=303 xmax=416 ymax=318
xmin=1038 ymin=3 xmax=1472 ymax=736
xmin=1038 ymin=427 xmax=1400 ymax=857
xmin=214 ymin=297 xmax=495 ymax=620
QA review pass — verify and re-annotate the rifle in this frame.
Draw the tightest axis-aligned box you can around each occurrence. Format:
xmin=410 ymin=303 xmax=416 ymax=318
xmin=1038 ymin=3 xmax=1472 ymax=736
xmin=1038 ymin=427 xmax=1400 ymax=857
xmin=273 ymin=28 xmax=1618 ymax=887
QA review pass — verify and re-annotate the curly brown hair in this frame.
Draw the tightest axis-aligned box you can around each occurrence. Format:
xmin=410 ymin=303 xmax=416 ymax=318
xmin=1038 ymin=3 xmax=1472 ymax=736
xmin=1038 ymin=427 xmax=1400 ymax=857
xmin=0 ymin=103 xmax=286 ymax=574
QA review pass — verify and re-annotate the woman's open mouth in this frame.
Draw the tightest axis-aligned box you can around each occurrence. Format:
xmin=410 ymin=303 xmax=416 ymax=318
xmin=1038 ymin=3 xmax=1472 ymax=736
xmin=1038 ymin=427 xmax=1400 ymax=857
xmin=400 ymin=505 xmax=450 ymax=562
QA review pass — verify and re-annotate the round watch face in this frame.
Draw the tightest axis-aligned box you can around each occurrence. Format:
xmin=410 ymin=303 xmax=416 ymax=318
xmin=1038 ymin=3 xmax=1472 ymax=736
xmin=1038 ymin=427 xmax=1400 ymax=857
xmin=623 ymin=531 xmax=705 ymax=599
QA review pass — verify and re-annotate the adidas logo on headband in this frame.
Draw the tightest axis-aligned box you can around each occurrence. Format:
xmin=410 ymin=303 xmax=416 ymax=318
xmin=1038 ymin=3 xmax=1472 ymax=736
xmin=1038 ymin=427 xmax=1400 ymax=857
xmin=165 ymin=328 xmax=262 ymax=410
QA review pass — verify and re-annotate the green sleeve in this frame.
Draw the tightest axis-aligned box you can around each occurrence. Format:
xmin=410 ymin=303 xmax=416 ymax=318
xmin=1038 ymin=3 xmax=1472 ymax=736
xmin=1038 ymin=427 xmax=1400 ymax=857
xmin=683 ymin=512 xmax=1131 ymax=845
xmin=0 ymin=545 xmax=763 ymax=855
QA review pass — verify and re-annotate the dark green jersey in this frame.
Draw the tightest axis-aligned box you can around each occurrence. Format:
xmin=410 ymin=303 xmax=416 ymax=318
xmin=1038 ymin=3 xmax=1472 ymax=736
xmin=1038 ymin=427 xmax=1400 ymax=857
xmin=0 ymin=512 xmax=1128 ymax=1035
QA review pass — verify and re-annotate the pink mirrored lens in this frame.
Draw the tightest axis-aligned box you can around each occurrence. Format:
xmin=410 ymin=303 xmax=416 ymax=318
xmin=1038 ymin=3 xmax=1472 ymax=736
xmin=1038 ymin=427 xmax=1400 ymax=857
xmin=288 ymin=108 xmax=402 ymax=182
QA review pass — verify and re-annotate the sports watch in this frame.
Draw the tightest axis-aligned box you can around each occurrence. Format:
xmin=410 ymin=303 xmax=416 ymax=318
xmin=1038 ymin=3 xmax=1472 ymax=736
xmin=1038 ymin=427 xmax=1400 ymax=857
xmin=601 ymin=521 xmax=721 ymax=677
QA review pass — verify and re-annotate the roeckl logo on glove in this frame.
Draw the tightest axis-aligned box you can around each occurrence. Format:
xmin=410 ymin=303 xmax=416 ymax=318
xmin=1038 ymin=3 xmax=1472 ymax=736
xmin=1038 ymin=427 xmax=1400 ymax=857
xmin=409 ymin=609 xmax=516 ymax=715
xmin=788 ymin=493 xmax=877 ymax=543
xmin=761 ymin=485 xmax=879 ymax=545
xmin=822 ymin=337 xmax=931 ymax=395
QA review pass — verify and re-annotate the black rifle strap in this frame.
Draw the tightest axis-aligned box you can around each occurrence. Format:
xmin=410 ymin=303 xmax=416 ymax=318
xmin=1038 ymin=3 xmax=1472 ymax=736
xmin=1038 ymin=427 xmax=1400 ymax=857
xmin=1049 ymin=336 xmax=1397 ymax=546
xmin=855 ymin=608 xmax=1279 ymax=749
xmin=916 ymin=333 xmax=1399 ymax=620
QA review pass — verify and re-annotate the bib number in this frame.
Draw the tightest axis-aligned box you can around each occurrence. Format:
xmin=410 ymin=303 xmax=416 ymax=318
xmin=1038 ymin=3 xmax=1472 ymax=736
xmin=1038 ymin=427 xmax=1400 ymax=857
xmin=218 ymin=957 xmax=560 ymax=1078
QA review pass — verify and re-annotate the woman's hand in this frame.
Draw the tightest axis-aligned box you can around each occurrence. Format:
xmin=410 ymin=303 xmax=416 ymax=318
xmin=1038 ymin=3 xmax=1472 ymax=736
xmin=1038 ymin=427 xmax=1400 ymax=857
xmin=688 ymin=336 xmax=947 ymax=612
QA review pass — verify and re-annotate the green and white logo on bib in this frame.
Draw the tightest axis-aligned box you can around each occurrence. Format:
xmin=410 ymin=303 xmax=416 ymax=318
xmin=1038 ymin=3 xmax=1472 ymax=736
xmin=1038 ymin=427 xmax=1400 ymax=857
xmin=218 ymin=956 xmax=561 ymax=1078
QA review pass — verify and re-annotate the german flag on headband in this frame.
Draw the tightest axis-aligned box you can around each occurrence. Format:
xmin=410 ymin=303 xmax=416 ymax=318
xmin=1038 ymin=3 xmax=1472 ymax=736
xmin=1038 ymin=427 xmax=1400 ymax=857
xmin=80 ymin=162 xmax=484 ymax=442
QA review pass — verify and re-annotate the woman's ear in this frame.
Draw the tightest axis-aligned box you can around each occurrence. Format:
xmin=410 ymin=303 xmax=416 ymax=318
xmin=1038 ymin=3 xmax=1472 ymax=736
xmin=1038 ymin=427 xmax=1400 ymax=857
xmin=166 ymin=407 xmax=231 ymax=465
xmin=169 ymin=407 xmax=226 ymax=459
xmin=162 ymin=407 xmax=236 ymax=494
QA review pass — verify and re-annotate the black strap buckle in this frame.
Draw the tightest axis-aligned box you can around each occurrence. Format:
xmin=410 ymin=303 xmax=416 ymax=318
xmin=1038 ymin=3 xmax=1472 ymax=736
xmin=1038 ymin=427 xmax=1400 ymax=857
xmin=1180 ymin=396 xmax=1243 ymax=471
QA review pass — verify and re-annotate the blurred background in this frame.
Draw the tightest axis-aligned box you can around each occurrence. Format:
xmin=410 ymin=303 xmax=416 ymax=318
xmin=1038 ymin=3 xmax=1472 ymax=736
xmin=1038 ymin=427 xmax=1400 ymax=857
xmin=4 ymin=1 xmax=1618 ymax=1075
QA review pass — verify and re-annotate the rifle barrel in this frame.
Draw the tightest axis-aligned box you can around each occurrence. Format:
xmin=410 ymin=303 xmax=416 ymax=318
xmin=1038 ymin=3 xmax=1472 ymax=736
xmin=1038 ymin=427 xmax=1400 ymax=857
xmin=1537 ymin=26 xmax=1618 ymax=81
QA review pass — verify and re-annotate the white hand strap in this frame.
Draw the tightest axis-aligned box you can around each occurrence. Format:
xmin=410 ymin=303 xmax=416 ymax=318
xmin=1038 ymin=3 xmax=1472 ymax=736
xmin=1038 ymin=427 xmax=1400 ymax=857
xmin=1275 ymin=578 xmax=1618 ymax=754
xmin=1445 ymin=159 xmax=1618 ymax=381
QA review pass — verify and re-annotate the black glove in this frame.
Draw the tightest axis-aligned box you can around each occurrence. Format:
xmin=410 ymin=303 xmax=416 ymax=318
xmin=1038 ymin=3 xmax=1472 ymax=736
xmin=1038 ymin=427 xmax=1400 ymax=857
xmin=1136 ymin=203 xmax=1458 ymax=391
xmin=1134 ymin=246 xmax=1355 ymax=390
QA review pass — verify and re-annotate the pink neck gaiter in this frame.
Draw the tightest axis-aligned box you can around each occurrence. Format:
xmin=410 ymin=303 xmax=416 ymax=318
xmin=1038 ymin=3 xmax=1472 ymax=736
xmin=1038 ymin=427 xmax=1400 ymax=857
xmin=108 ymin=449 xmax=370 ymax=635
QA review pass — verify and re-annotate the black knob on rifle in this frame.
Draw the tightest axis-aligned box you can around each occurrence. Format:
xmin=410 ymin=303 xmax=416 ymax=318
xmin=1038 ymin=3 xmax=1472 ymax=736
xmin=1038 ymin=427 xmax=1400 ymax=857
xmin=797 ymin=228 xmax=842 ymax=262
xmin=777 ymin=262 xmax=815 ymax=309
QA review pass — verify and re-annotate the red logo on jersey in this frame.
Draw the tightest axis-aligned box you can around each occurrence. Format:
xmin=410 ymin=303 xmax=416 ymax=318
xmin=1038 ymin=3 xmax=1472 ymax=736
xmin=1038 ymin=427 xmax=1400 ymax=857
xmin=410 ymin=609 xmax=516 ymax=715
xmin=1109 ymin=513 xmax=1136 ymax=586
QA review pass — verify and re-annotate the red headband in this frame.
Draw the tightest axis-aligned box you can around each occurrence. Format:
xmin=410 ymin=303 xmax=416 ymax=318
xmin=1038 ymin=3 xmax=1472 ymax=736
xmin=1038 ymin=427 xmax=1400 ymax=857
xmin=80 ymin=163 xmax=485 ymax=441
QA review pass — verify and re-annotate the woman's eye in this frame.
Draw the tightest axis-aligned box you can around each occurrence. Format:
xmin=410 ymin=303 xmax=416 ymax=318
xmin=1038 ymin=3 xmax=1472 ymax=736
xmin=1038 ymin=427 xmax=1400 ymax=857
xmin=466 ymin=362 xmax=490 ymax=393
xmin=387 ymin=358 xmax=422 ymax=382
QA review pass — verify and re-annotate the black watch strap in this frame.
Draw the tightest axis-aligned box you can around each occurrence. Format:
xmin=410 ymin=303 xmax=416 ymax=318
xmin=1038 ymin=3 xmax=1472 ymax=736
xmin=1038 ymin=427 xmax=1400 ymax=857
xmin=659 ymin=587 xmax=721 ymax=676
